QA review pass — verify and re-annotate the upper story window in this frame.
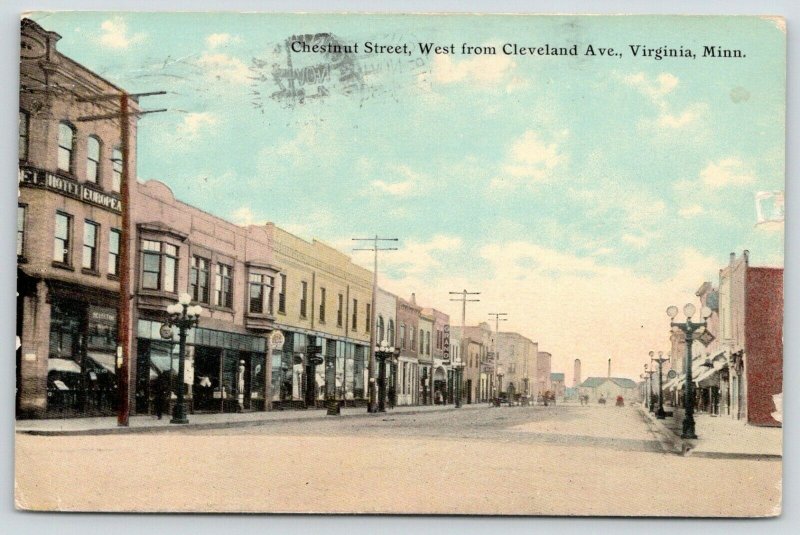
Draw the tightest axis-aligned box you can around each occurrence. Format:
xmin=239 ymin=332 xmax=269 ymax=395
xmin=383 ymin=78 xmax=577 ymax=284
xmin=388 ymin=319 xmax=395 ymax=346
xmin=419 ymin=330 xmax=424 ymax=354
xmin=215 ymin=263 xmax=233 ymax=308
xmin=300 ymin=281 xmax=308 ymax=318
xmin=58 ymin=122 xmax=75 ymax=173
xmin=377 ymin=315 xmax=385 ymax=344
xmin=278 ymin=273 xmax=287 ymax=313
xmin=352 ymin=299 xmax=358 ymax=330
xmin=426 ymin=331 xmax=431 ymax=355
xmin=82 ymin=220 xmax=99 ymax=271
xmin=410 ymin=327 xmax=416 ymax=352
xmin=366 ymin=303 xmax=371 ymax=333
xmin=19 ymin=111 xmax=29 ymax=160
xmin=141 ymin=240 xmax=178 ymax=293
xmin=17 ymin=205 xmax=26 ymax=257
xmin=319 ymin=287 xmax=326 ymax=323
xmin=400 ymin=323 xmax=406 ymax=349
xmin=190 ymin=255 xmax=210 ymax=304
xmin=86 ymin=136 xmax=101 ymax=184
xmin=53 ymin=211 xmax=72 ymax=265
xmin=111 ymin=148 xmax=122 ymax=193
xmin=337 ymin=293 xmax=343 ymax=326
xmin=108 ymin=229 xmax=121 ymax=276
xmin=249 ymin=273 xmax=274 ymax=315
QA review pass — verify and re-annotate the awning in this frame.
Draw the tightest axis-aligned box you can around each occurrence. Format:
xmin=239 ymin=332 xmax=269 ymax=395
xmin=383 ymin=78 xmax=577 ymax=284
xmin=87 ymin=352 xmax=116 ymax=374
xmin=48 ymin=358 xmax=81 ymax=374
xmin=693 ymin=365 xmax=717 ymax=384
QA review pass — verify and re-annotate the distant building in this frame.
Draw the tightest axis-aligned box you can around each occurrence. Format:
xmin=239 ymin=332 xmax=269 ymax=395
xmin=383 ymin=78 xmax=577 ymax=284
xmin=578 ymin=377 xmax=638 ymax=403
xmin=550 ymin=373 xmax=565 ymax=400
xmin=536 ymin=351 xmax=552 ymax=398
xmin=496 ymin=332 xmax=537 ymax=399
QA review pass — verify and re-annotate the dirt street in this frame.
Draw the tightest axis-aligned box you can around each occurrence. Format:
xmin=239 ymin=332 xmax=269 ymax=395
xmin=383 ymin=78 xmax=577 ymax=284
xmin=15 ymin=404 xmax=781 ymax=516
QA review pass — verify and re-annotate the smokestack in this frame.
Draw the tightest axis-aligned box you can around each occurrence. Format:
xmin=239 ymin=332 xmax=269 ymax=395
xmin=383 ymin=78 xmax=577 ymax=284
xmin=573 ymin=358 xmax=581 ymax=387
xmin=607 ymin=358 xmax=611 ymax=378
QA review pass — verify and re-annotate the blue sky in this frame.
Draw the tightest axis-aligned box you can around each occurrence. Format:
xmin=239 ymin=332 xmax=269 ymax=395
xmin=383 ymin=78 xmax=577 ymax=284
xmin=30 ymin=12 xmax=785 ymax=380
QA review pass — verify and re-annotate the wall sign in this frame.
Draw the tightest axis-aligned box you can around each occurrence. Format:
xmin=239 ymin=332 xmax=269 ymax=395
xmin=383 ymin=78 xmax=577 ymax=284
xmin=19 ymin=167 xmax=122 ymax=214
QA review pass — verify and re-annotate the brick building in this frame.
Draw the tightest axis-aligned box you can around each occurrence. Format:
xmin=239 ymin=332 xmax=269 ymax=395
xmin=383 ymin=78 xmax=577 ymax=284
xmin=395 ymin=294 xmax=421 ymax=406
xmin=17 ymin=19 xmax=138 ymax=418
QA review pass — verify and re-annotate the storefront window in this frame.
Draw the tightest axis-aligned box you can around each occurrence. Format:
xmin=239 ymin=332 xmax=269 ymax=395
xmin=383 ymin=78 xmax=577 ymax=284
xmin=353 ymin=345 xmax=365 ymax=399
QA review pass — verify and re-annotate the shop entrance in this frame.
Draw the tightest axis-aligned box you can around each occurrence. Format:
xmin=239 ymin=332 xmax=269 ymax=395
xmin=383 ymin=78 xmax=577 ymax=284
xmin=193 ymin=346 xmax=221 ymax=412
xmin=433 ymin=367 xmax=447 ymax=404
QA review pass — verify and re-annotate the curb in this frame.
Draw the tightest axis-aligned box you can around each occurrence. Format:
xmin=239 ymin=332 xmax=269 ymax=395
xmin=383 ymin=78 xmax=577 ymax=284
xmin=637 ymin=406 xmax=782 ymax=460
xmin=16 ymin=404 xmax=484 ymax=437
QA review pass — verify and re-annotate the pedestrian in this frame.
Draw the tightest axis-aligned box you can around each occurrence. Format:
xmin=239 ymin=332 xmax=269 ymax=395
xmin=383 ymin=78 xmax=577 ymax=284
xmin=153 ymin=373 xmax=169 ymax=420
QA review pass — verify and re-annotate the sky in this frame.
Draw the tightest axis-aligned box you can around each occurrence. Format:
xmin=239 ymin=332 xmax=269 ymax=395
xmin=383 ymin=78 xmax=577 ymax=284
xmin=28 ymin=12 xmax=785 ymax=383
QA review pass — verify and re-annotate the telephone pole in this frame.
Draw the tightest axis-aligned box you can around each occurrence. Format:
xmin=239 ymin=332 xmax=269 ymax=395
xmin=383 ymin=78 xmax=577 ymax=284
xmin=488 ymin=312 xmax=508 ymax=400
xmin=77 ymin=90 xmax=166 ymax=427
xmin=353 ymin=236 xmax=398 ymax=413
xmin=449 ymin=289 xmax=480 ymax=408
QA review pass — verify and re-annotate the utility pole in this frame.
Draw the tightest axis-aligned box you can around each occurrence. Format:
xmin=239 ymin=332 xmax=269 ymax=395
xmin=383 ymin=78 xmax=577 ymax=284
xmin=488 ymin=312 xmax=508 ymax=400
xmin=449 ymin=289 xmax=480 ymax=408
xmin=77 ymin=90 xmax=166 ymax=427
xmin=353 ymin=236 xmax=398 ymax=413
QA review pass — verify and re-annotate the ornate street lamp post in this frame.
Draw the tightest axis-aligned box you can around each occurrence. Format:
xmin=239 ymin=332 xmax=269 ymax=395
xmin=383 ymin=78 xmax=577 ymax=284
xmin=164 ymin=293 xmax=201 ymax=424
xmin=650 ymin=350 xmax=669 ymax=419
xmin=375 ymin=340 xmax=398 ymax=413
xmin=454 ymin=352 xmax=463 ymax=409
xmin=497 ymin=363 xmax=505 ymax=397
xmin=644 ymin=364 xmax=655 ymax=413
xmin=666 ymin=303 xmax=712 ymax=439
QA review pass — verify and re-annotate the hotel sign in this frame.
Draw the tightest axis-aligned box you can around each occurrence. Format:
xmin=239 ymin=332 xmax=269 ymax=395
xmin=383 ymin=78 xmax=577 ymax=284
xmin=19 ymin=167 xmax=122 ymax=214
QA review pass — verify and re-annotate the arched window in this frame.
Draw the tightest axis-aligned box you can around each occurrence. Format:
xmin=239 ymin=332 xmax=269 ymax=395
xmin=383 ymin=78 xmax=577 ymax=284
xmin=377 ymin=315 xmax=385 ymax=344
xmin=111 ymin=147 xmax=122 ymax=192
xmin=58 ymin=122 xmax=75 ymax=173
xmin=400 ymin=323 xmax=406 ymax=349
xmin=19 ymin=111 xmax=29 ymax=160
xmin=388 ymin=319 xmax=395 ymax=346
xmin=86 ymin=136 xmax=101 ymax=183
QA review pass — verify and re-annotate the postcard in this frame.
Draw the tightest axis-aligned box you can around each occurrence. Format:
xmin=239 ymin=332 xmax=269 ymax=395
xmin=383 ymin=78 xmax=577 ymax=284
xmin=15 ymin=12 xmax=784 ymax=516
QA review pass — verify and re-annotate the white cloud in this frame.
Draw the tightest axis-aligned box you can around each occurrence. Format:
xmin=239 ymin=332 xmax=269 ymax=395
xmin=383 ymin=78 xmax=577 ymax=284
xmin=654 ymin=103 xmax=707 ymax=129
xmin=678 ymin=205 xmax=705 ymax=219
xmin=206 ymin=33 xmax=239 ymax=48
xmin=491 ymin=130 xmax=567 ymax=188
xmin=230 ymin=206 xmax=269 ymax=226
xmin=368 ymin=165 xmax=425 ymax=197
xmin=700 ymin=157 xmax=755 ymax=188
xmin=623 ymin=72 xmax=679 ymax=104
xmin=176 ymin=112 xmax=218 ymax=139
xmin=98 ymin=17 xmax=145 ymax=49
xmin=431 ymin=50 xmax=516 ymax=87
xmin=195 ymin=53 xmax=250 ymax=84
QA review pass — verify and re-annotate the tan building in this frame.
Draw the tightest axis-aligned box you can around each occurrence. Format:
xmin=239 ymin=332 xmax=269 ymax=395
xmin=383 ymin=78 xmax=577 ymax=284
xmin=396 ymin=294 xmax=421 ymax=406
xmin=418 ymin=308 xmax=434 ymax=404
xmin=17 ymin=19 xmax=138 ymax=418
xmin=264 ymin=223 xmax=373 ymax=407
xmin=496 ymin=332 xmax=537 ymax=400
xmin=422 ymin=307 xmax=452 ymax=404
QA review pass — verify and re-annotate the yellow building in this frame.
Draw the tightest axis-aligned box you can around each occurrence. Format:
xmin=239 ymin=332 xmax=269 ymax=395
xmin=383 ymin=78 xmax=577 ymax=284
xmin=263 ymin=223 xmax=373 ymax=408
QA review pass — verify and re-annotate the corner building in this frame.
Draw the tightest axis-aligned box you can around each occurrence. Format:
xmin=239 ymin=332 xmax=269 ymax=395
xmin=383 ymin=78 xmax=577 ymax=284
xmin=17 ymin=19 xmax=138 ymax=418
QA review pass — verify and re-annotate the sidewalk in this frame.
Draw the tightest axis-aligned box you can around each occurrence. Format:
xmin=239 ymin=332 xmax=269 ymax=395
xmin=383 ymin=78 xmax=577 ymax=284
xmin=639 ymin=405 xmax=782 ymax=458
xmin=16 ymin=403 xmax=485 ymax=436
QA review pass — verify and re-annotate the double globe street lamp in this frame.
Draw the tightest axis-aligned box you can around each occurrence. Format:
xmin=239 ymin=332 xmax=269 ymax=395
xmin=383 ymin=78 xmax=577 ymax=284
xmin=374 ymin=340 xmax=399 ymax=413
xmin=666 ymin=303 xmax=712 ymax=439
xmin=164 ymin=293 xmax=202 ymax=424
xmin=650 ymin=350 xmax=669 ymax=419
